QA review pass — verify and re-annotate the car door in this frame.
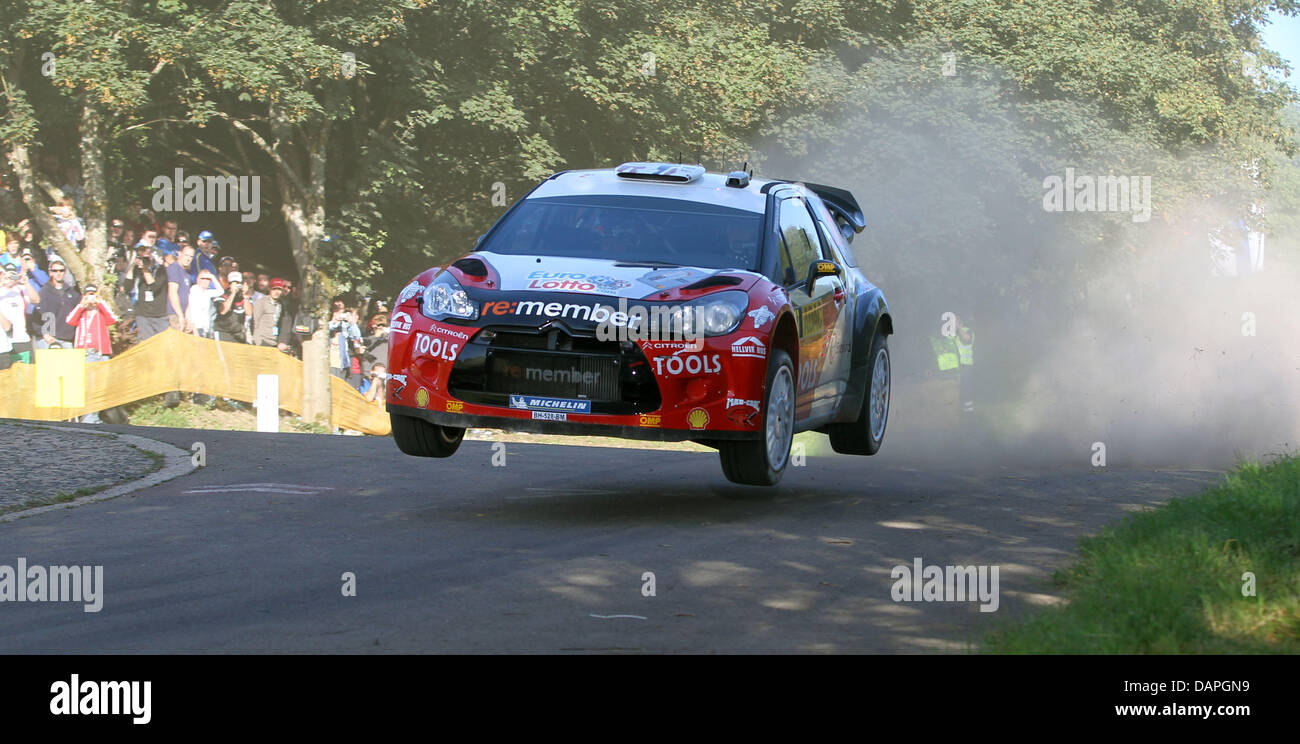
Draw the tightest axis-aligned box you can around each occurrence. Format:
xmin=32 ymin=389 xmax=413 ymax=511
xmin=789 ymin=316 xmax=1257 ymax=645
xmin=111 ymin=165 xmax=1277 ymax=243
xmin=774 ymin=195 xmax=844 ymax=421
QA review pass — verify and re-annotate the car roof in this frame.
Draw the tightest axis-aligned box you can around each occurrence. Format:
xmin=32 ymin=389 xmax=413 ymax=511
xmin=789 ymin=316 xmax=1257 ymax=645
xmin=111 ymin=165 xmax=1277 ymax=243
xmin=527 ymin=168 xmax=778 ymax=214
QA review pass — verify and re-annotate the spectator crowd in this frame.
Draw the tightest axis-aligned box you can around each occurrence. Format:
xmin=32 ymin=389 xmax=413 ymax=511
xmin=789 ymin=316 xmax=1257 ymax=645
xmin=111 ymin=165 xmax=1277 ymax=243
xmin=1 ymin=199 xmax=391 ymax=417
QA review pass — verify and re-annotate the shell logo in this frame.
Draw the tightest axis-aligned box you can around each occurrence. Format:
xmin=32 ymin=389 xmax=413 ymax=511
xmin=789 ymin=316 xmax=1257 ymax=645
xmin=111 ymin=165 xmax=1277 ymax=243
xmin=416 ymin=388 xmax=430 ymax=408
xmin=687 ymin=408 xmax=709 ymax=430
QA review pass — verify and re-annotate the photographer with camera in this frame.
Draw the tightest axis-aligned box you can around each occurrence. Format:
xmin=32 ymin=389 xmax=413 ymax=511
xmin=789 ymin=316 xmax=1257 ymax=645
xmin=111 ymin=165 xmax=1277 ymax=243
xmin=361 ymin=363 xmax=388 ymax=404
xmin=328 ymin=297 xmax=363 ymax=386
xmin=213 ymin=271 xmax=250 ymax=344
xmin=125 ymin=239 xmax=169 ymax=341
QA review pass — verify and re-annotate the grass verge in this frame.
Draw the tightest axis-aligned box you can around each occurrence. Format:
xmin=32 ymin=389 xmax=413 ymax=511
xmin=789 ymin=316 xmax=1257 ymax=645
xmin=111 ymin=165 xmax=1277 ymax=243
xmin=983 ymin=455 xmax=1300 ymax=653
xmin=124 ymin=395 xmax=330 ymax=434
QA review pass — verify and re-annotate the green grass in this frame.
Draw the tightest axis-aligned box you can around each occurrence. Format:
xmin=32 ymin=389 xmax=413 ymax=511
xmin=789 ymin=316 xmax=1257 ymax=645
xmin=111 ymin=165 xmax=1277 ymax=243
xmin=984 ymin=455 xmax=1300 ymax=653
xmin=124 ymin=395 xmax=331 ymax=434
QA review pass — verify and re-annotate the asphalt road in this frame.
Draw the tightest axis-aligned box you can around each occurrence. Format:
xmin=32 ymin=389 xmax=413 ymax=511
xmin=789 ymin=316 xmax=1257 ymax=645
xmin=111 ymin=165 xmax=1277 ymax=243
xmin=0 ymin=424 xmax=1222 ymax=653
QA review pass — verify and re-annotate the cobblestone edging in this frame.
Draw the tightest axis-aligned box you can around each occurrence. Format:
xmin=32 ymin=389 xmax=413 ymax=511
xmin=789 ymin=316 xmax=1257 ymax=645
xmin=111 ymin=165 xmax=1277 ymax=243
xmin=0 ymin=421 xmax=196 ymax=521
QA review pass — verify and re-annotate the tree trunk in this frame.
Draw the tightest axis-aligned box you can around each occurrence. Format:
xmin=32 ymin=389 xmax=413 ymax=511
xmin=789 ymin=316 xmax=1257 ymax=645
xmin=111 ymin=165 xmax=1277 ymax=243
xmin=285 ymin=193 xmax=333 ymax=428
xmin=4 ymin=143 xmax=91 ymax=286
xmin=273 ymin=103 xmax=332 ymax=426
xmin=79 ymin=96 xmax=109 ymax=288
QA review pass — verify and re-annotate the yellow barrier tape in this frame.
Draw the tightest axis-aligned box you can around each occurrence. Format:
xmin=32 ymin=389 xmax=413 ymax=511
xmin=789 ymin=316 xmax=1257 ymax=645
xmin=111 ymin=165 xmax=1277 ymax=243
xmin=34 ymin=348 xmax=87 ymax=408
xmin=0 ymin=329 xmax=390 ymax=435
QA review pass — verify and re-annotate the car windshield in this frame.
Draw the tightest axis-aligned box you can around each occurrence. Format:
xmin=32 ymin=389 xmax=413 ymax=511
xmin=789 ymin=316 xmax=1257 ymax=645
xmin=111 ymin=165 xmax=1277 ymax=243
xmin=480 ymin=195 xmax=764 ymax=271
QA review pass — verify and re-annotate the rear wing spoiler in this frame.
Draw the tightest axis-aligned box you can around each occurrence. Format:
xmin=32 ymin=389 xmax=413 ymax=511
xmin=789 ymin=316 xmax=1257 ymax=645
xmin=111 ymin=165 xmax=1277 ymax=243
xmin=800 ymin=182 xmax=866 ymax=233
xmin=766 ymin=178 xmax=866 ymax=234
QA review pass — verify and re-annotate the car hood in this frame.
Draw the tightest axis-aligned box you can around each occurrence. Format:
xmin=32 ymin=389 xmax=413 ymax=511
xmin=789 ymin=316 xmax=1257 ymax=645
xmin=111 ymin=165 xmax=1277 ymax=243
xmin=474 ymin=251 xmax=758 ymax=299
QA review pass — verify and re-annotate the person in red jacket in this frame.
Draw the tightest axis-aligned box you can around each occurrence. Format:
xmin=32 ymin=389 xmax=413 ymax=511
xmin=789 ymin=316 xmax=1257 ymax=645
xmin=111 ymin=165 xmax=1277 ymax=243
xmin=65 ymin=285 xmax=118 ymax=359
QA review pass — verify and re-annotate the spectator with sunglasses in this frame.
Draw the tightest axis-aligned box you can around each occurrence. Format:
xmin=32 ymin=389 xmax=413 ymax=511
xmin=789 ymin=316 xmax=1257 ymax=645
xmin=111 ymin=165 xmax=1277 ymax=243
xmin=36 ymin=260 xmax=79 ymax=350
xmin=108 ymin=218 xmax=128 ymax=258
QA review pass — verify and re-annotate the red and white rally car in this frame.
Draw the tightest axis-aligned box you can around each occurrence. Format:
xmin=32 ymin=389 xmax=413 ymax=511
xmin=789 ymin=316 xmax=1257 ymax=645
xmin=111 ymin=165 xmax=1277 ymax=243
xmin=387 ymin=162 xmax=893 ymax=485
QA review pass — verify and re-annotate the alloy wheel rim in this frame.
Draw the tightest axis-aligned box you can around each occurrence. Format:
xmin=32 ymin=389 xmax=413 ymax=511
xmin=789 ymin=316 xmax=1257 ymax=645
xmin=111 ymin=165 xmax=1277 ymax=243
xmin=870 ymin=347 xmax=889 ymax=441
xmin=767 ymin=365 xmax=794 ymax=470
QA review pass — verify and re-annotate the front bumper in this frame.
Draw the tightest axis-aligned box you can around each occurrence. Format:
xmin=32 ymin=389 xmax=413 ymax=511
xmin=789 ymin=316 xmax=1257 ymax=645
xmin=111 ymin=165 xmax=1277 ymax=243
xmin=386 ymin=299 xmax=770 ymax=441
xmin=388 ymin=403 xmax=759 ymax=441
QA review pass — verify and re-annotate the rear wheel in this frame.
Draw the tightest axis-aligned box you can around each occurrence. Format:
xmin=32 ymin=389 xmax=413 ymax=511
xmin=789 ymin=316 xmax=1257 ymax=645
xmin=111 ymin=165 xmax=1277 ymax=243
xmin=390 ymin=414 xmax=465 ymax=457
xmin=719 ymin=349 xmax=795 ymax=486
xmin=828 ymin=331 xmax=889 ymax=455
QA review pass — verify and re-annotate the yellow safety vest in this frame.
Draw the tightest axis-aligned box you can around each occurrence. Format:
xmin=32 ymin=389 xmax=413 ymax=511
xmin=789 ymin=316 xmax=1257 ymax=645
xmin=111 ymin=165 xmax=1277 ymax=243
xmin=930 ymin=336 xmax=959 ymax=371
xmin=956 ymin=328 xmax=973 ymax=366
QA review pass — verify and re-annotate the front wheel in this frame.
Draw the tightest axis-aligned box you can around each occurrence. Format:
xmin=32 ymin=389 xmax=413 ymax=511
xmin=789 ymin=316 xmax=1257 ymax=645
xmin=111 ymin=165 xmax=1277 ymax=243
xmin=390 ymin=413 xmax=465 ymax=457
xmin=719 ymin=349 xmax=795 ymax=486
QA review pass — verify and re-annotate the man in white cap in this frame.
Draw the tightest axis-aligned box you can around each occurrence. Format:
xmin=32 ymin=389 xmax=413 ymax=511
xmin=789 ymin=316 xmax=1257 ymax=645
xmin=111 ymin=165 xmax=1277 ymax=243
xmin=187 ymin=268 xmax=224 ymax=338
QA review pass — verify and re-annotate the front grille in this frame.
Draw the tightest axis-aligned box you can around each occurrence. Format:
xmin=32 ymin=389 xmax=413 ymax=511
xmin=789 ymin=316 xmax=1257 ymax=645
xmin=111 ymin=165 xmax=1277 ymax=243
xmin=447 ymin=325 xmax=662 ymax=414
xmin=486 ymin=350 xmax=620 ymax=400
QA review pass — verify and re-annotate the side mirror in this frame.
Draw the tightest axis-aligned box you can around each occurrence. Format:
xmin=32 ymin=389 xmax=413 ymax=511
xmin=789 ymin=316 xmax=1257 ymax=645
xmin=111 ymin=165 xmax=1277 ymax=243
xmin=806 ymin=259 xmax=842 ymax=290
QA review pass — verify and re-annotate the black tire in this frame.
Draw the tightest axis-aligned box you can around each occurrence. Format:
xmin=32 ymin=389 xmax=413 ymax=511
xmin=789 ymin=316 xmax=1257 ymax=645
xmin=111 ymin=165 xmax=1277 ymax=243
xmin=828 ymin=330 xmax=889 ymax=456
xmin=390 ymin=413 xmax=465 ymax=457
xmin=719 ymin=348 xmax=795 ymax=486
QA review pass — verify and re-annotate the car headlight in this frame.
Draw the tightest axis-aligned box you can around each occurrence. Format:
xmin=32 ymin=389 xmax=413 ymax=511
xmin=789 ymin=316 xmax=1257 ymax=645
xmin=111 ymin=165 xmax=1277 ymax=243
xmin=420 ymin=272 xmax=478 ymax=321
xmin=678 ymin=290 xmax=748 ymax=336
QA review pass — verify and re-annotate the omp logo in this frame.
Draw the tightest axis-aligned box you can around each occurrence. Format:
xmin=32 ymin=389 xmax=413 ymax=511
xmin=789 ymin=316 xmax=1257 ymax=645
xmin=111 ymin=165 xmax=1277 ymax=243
xmin=0 ymin=558 xmax=103 ymax=612
xmin=445 ymin=400 xmax=464 ymax=413
xmin=389 ymin=311 xmax=412 ymax=334
xmin=651 ymin=353 xmax=720 ymax=376
xmin=687 ymin=408 xmax=709 ymax=429
xmin=638 ymin=414 xmax=661 ymax=427
xmin=50 ymin=675 xmax=151 ymax=724
xmin=731 ymin=336 xmax=766 ymax=358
